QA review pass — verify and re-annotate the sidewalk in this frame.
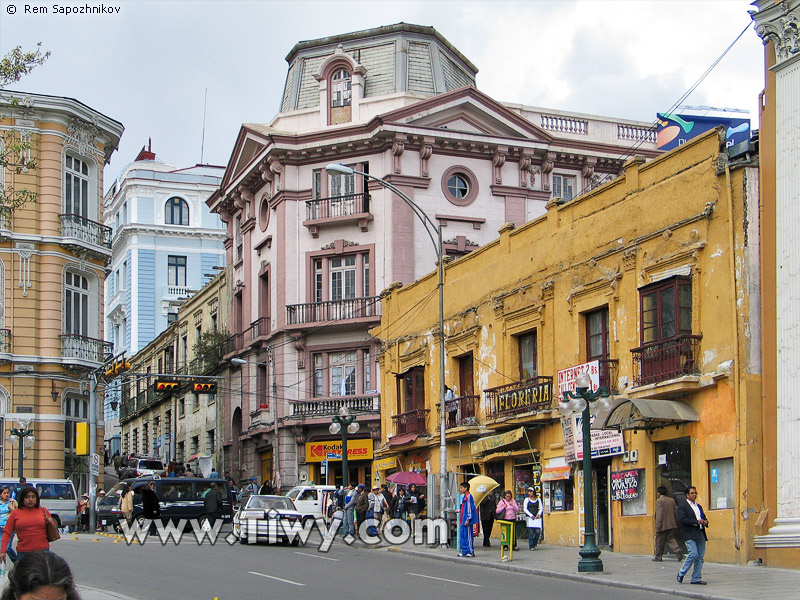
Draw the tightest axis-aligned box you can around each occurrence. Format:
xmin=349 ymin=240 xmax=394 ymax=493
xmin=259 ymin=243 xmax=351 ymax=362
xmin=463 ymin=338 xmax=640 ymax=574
xmin=389 ymin=540 xmax=800 ymax=600
xmin=78 ymin=586 xmax=137 ymax=600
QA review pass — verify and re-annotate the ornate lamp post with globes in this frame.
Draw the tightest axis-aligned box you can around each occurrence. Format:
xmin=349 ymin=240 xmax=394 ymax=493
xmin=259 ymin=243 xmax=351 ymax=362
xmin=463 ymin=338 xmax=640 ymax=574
xmin=559 ymin=371 xmax=613 ymax=573
xmin=7 ymin=419 xmax=35 ymax=479
xmin=329 ymin=406 xmax=360 ymax=488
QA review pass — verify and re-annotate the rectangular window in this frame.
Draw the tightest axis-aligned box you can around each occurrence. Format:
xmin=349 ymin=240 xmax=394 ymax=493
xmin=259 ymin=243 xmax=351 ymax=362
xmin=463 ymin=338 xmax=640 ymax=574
xmin=190 ymin=436 xmax=199 ymax=454
xmin=709 ymin=458 xmax=734 ymax=510
xmin=552 ymin=174 xmax=576 ymax=202
xmin=206 ymin=430 xmax=215 ymax=454
xmin=621 ymin=469 xmax=647 ymax=516
xmin=181 ymin=335 xmax=188 ymax=368
xmin=363 ymin=254 xmax=370 ymax=297
xmin=330 ymin=256 xmax=356 ymax=301
xmin=176 ymin=441 xmax=184 ymax=464
xmin=179 ymin=397 xmax=185 ymax=417
xmin=586 ymin=308 xmax=609 ymax=361
xmin=640 ymin=277 xmax=692 ymax=344
xmin=329 ymin=172 xmax=354 ymax=198
xmin=65 ymin=155 xmax=89 ymax=217
xmin=399 ymin=366 xmax=425 ymax=413
xmin=549 ymin=478 xmax=574 ymax=512
xmin=364 ymin=350 xmax=371 ymax=392
xmin=330 ymin=351 xmax=356 ymax=396
xmin=313 ymin=171 xmax=322 ymax=200
xmin=65 ymin=271 xmax=89 ymax=336
xmin=314 ymin=259 xmax=323 ymax=303
xmin=168 ymin=256 xmax=187 ymax=287
xmin=313 ymin=354 xmax=324 ymax=397
xmin=518 ymin=331 xmax=537 ymax=380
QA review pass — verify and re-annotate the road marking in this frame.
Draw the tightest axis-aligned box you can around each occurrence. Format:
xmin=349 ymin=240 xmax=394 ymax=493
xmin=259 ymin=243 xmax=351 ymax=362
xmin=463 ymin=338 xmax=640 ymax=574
xmin=248 ymin=572 xmax=305 ymax=587
xmin=406 ymin=573 xmax=481 ymax=587
xmin=294 ymin=551 xmax=338 ymax=561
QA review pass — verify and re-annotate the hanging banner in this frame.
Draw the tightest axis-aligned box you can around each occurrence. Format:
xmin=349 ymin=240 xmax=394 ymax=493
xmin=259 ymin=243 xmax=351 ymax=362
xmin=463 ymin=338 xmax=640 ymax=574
xmin=610 ymin=469 xmax=640 ymax=501
xmin=470 ymin=426 xmax=526 ymax=455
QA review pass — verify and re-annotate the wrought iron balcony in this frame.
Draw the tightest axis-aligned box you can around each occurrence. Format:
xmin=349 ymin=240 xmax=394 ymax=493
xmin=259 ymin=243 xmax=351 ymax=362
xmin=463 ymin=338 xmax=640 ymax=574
xmin=286 ymin=296 xmax=381 ymax=326
xmin=250 ymin=316 xmax=269 ymax=339
xmin=60 ymin=334 xmax=113 ymax=363
xmin=631 ymin=334 xmax=702 ymax=387
xmin=305 ymin=192 xmax=370 ymax=221
xmin=392 ymin=408 xmax=430 ymax=436
xmin=484 ymin=376 xmax=554 ymax=419
xmin=290 ymin=394 xmax=380 ymax=418
xmin=437 ymin=394 xmax=479 ymax=428
xmin=60 ymin=214 xmax=113 ymax=249
xmin=0 ymin=329 xmax=10 ymax=353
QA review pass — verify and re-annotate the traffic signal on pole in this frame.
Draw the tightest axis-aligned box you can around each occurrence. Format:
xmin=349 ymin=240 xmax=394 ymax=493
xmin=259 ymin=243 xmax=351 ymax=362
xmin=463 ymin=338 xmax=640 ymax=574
xmin=192 ymin=382 xmax=217 ymax=394
xmin=75 ymin=422 xmax=89 ymax=455
xmin=155 ymin=380 xmax=179 ymax=393
xmin=104 ymin=358 xmax=132 ymax=378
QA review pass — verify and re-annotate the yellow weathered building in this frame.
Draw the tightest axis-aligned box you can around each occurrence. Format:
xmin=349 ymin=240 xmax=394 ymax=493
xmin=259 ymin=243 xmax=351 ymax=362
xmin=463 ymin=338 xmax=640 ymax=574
xmin=374 ymin=129 xmax=763 ymax=565
xmin=0 ymin=91 xmax=123 ymax=487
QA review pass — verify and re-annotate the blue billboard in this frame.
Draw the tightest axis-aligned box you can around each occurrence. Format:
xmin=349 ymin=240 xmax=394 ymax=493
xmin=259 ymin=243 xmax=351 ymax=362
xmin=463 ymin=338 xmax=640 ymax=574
xmin=656 ymin=113 xmax=750 ymax=151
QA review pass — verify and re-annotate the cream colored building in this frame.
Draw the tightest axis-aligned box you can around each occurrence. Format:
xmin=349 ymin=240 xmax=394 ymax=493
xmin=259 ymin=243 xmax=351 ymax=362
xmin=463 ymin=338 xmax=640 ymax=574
xmin=0 ymin=91 xmax=123 ymax=488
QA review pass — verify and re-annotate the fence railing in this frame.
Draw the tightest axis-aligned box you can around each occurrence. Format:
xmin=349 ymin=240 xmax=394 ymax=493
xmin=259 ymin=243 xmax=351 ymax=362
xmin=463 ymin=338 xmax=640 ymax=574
xmin=541 ymin=115 xmax=588 ymax=135
xmin=60 ymin=334 xmax=113 ymax=363
xmin=617 ymin=124 xmax=657 ymax=143
xmin=392 ymin=408 xmax=430 ymax=436
xmin=286 ymin=296 xmax=381 ymax=325
xmin=60 ymin=214 xmax=113 ymax=249
xmin=290 ymin=395 xmax=380 ymax=418
xmin=484 ymin=376 xmax=554 ymax=419
xmin=305 ymin=192 xmax=370 ymax=221
xmin=437 ymin=394 xmax=479 ymax=428
xmin=0 ymin=329 xmax=10 ymax=353
xmin=631 ymin=334 xmax=702 ymax=387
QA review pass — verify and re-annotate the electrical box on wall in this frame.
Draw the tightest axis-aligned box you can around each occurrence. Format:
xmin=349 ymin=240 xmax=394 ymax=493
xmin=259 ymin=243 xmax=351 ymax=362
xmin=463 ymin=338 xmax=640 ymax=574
xmin=622 ymin=451 xmax=630 ymax=463
xmin=629 ymin=449 xmax=639 ymax=463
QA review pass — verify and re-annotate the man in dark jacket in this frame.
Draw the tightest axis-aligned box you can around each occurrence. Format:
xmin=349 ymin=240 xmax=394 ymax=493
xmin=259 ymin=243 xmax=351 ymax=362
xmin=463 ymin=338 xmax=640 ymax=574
xmin=204 ymin=483 xmax=224 ymax=527
xmin=676 ymin=486 xmax=709 ymax=585
xmin=139 ymin=481 xmax=161 ymax=535
xmin=479 ymin=491 xmax=497 ymax=547
xmin=653 ymin=486 xmax=683 ymax=561
xmin=354 ymin=484 xmax=369 ymax=528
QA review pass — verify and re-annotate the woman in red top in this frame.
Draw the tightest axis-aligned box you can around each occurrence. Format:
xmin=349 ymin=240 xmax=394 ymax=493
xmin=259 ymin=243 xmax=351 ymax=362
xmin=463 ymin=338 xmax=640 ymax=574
xmin=0 ymin=486 xmax=52 ymax=562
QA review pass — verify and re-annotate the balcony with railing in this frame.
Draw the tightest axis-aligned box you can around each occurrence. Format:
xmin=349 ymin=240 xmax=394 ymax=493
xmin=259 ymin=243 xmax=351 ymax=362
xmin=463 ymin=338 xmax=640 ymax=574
xmin=249 ymin=316 xmax=270 ymax=344
xmin=303 ymin=192 xmax=373 ymax=237
xmin=0 ymin=329 xmax=10 ymax=354
xmin=631 ymin=334 xmax=702 ymax=387
xmin=437 ymin=394 xmax=479 ymax=429
xmin=392 ymin=408 xmax=430 ymax=437
xmin=60 ymin=214 xmax=113 ymax=253
xmin=484 ymin=376 xmax=554 ymax=420
xmin=286 ymin=296 xmax=381 ymax=327
xmin=290 ymin=394 xmax=380 ymax=419
xmin=61 ymin=334 xmax=113 ymax=364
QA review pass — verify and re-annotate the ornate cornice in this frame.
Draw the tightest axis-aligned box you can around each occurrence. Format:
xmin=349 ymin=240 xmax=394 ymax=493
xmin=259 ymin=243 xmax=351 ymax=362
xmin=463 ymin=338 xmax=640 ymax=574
xmin=752 ymin=1 xmax=800 ymax=62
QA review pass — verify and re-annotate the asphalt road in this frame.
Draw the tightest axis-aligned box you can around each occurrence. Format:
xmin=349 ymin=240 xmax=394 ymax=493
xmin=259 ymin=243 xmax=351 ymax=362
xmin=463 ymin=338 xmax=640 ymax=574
xmin=54 ymin=529 xmax=675 ymax=600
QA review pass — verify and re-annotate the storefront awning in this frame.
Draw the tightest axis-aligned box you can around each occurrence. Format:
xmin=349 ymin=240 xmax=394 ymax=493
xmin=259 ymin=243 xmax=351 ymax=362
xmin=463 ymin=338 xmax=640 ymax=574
xmin=540 ymin=466 xmax=572 ymax=481
xmin=596 ymin=397 xmax=699 ymax=431
xmin=470 ymin=427 xmax=526 ymax=455
xmin=388 ymin=433 xmax=418 ymax=446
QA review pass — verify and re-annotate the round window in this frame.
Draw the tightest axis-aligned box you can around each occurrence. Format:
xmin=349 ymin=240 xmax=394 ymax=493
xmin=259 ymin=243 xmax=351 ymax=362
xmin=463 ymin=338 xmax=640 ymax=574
xmin=259 ymin=197 xmax=270 ymax=231
xmin=447 ymin=174 xmax=470 ymax=199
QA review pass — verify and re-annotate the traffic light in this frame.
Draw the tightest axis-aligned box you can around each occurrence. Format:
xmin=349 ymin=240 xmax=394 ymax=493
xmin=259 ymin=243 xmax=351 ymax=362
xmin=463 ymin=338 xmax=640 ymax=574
xmin=75 ymin=422 xmax=89 ymax=455
xmin=104 ymin=357 xmax=132 ymax=378
xmin=155 ymin=380 xmax=179 ymax=393
xmin=192 ymin=382 xmax=217 ymax=394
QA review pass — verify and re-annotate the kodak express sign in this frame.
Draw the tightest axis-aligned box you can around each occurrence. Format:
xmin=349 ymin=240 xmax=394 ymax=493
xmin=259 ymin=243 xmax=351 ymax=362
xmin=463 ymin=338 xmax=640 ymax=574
xmin=305 ymin=438 xmax=374 ymax=463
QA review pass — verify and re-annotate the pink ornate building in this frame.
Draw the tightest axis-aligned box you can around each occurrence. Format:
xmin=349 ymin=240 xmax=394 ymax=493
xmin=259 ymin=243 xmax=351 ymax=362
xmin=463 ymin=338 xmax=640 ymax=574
xmin=208 ymin=23 xmax=659 ymax=489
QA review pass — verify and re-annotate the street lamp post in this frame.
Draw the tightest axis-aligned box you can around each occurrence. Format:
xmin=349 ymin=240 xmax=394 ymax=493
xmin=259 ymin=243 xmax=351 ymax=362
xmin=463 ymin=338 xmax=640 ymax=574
xmin=329 ymin=406 xmax=359 ymax=488
xmin=7 ymin=419 xmax=35 ymax=479
xmin=559 ymin=372 xmax=613 ymax=573
xmin=325 ymin=163 xmax=448 ymax=525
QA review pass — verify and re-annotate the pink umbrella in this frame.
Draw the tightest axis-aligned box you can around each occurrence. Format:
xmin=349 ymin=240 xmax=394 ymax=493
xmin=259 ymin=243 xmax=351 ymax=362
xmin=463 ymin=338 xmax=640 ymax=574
xmin=386 ymin=471 xmax=428 ymax=486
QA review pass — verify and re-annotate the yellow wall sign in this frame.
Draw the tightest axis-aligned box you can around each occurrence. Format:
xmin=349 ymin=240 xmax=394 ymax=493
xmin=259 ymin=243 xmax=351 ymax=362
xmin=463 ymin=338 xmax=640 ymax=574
xmin=305 ymin=439 xmax=374 ymax=463
xmin=373 ymin=457 xmax=398 ymax=471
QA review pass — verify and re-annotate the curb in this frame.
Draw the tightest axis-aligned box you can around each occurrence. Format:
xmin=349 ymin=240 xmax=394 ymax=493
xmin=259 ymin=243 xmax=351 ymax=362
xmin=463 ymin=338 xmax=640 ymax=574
xmin=73 ymin=531 xmax=126 ymax=542
xmin=387 ymin=547 xmax=734 ymax=600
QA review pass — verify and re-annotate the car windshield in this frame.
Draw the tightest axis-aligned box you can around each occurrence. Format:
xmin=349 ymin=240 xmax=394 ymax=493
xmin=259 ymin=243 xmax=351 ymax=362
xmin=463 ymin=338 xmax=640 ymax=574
xmin=138 ymin=461 xmax=163 ymax=470
xmin=246 ymin=496 xmax=294 ymax=511
xmin=285 ymin=487 xmax=302 ymax=499
xmin=36 ymin=484 xmax=74 ymax=500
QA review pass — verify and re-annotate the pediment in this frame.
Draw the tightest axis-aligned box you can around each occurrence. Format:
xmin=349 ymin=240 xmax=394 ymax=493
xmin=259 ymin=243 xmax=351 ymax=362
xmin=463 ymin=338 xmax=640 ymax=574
xmin=380 ymin=87 xmax=552 ymax=142
xmin=220 ymin=124 xmax=273 ymax=189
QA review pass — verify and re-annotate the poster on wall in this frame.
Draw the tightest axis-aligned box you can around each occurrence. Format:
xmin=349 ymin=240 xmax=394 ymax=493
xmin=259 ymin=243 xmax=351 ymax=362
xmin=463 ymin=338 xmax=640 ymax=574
xmin=610 ymin=469 xmax=640 ymax=501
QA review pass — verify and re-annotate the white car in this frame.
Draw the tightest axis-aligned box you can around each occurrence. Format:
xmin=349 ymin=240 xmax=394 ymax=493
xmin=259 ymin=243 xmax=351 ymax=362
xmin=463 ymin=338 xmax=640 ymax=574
xmin=232 ymin=495 xmax=305 ymax=545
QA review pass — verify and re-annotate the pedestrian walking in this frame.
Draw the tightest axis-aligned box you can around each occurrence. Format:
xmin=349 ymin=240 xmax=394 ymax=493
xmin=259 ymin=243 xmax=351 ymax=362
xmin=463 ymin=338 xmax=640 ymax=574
xmin=355 ymin=484 xmax=369 ymax=529
xmin=259 ymin=480 xmax=274 ymax=495
xmin=380 ymin=484 xmax=393 ymax=528
xmin=139 ymin=481 xmax=161 ymax=535
xmin=677 ymin=486 xmax=709 ymax=585
xmin=203 ymin=483 xmax=224 ymax=527
xmin=522 ymin=487 xmax=543 ymax=550
xmin=406 ymin=483 xmax=425 ymax=534
xmin=479 ymin=490 xmax=497 ymax=547
xmin=457 ymin=481 xmax=479 ymax=557
xmin=113 ymin=452 xmax=122 ymax=476
xmin=0 ymin=551 xmax=81 ymax=600
xmin=95 ymin=490 xmax=107 ymax=531
xmin=653 ymin=486 xmax=683 ymax=561
xmin=496 ymin=490 xmax=519 ymax=551
xmin=0 ymin=487 xmax=18 ymax=562
xmin=209 ymin=468 xmax=221 ymax=479
xmin=0 ymin=487 xmax=56 ymax=562
xmin=120 ymin=483 xmax=133 ymax=527
xmin=77 ymin=494 xmax=90 ymax=532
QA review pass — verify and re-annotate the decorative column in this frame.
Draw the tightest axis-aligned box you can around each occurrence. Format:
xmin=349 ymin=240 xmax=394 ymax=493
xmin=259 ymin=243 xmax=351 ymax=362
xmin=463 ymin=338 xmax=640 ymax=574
xmin=753 ymin=0 xmax=800 ymax=547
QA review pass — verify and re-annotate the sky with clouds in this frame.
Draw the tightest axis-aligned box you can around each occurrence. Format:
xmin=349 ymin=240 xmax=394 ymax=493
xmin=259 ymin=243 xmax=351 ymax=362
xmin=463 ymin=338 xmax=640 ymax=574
xmin=0 ymin=0 xmax=765 ymax=186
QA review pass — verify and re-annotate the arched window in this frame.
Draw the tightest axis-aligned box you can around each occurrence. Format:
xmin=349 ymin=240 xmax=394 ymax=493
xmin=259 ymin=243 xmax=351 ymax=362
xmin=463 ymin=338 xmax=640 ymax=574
xmin=65 ymin=154 xmax=90 ymax=218
xmin=165 ymin=197 xmax=189 ymax=226
xmin=65 ymin=270 xmax=90 ymax=336
xmin=331 ymin=69 xmax=352 ymax=108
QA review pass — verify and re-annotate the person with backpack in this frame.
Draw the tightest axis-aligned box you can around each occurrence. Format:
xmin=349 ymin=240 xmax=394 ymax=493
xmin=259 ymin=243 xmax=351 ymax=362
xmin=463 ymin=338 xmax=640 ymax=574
xmin=522 ymin=487 xmax=543 ymax=550
xmin=342 ymin=484 xmax=357 ymax=536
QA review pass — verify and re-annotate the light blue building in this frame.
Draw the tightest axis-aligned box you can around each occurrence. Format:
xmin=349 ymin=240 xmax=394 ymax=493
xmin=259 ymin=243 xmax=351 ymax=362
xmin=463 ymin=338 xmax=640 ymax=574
xmin=103 ymin=143 xmax=226 ymax=441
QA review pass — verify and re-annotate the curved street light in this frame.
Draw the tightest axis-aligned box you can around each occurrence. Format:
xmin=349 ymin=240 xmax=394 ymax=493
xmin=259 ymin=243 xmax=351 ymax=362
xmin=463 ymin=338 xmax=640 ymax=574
xmin=325 ymin=163 xmax=448 ymax=525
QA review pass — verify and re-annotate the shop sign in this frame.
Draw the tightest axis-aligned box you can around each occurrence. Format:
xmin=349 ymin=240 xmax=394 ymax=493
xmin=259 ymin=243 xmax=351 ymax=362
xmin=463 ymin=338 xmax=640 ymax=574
xmin=557 ymin=360 xmax=601 ymax=396
xmin=373 ymin=456 xmax=398 ymax=471
xmin=494 ymin=380 xmax=552 ymax=415
xmin=470 ymin=427 xmax=526 ymax=455
xmin=561 ymin=412 xmax=625 ymax=462
xmin=541 ymin=466 xmax=572 ymax=481
xmin=305 ymin=439 xmax=373 ymax=463
xmin=610 ymin=469 xmax=640 ymax=500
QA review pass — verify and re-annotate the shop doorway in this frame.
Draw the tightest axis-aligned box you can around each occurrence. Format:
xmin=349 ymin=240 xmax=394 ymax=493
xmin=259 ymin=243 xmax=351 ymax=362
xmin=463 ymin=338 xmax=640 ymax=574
xmin=593 ymin=457 xmax=612 ymax=547
xmin=656 ymin=437 xmax=692 ymax=502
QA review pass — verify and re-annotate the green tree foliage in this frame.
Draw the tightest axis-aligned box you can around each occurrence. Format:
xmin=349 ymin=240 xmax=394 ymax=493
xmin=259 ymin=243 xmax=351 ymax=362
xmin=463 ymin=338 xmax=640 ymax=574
xmin=0 ymin=43 xmax=51 ymax=213
xmin=192 ymin=329 xmax=229 ymax=372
